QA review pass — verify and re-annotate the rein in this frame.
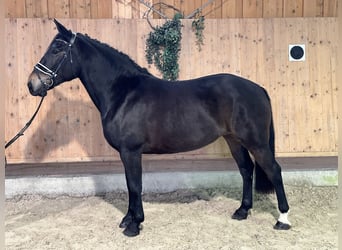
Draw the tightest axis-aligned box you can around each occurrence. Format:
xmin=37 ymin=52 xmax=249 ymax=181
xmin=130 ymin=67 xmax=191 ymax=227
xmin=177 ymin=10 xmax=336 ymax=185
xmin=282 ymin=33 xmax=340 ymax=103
xmin=5 ymin=96 xmax=45 ymax=150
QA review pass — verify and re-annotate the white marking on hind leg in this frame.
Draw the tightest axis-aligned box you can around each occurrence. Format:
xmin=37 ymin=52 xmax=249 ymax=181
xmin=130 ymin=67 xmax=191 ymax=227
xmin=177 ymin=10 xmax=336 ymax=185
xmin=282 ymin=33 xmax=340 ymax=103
xmin=278 ymin=210 xmax=291 ymax=225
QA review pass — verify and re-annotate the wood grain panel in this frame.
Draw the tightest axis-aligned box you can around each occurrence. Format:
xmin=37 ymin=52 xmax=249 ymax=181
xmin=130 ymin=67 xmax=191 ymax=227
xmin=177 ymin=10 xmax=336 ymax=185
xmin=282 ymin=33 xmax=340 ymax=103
xmin=47 ymin=0 xmax=70 ymax=18
xmin=323 ymin=0 xmax=338 ymax=16
xmin=4 ymin=0 xmax=339 ymax=18
xmin=283 ymin=0 xmax=303 ymax=17
xmin=303 ymin=0 xmax=324 ymax=17
xmin=263 ymin=0 xmax=284 ymax=17
xmin=243 ymin=0 xmax=263 ymax=17
xmin=221 ymin=0 xmax=243 ymax=18
xmin=90 ymin=0 xmax=112 ymax=18
xmin=4 ymin=18 xmax=338 ymax=164
xmin=25 ymin=0 xmax=49 ymax=18
xmin=5 ymin=0 xmax=26 ymax=17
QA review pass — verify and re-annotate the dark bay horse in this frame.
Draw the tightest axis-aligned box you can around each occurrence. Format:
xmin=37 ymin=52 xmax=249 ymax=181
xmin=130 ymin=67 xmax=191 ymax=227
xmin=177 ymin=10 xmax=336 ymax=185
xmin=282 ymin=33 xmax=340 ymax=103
xmin=27 ymin=20 xmax=291 ymax=236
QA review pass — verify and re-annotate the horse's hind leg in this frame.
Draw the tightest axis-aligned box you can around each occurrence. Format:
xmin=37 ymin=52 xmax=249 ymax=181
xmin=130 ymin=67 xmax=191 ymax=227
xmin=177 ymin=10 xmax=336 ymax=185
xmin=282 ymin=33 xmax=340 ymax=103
xmin=119 ymin=149 xmax=144 ymax=236
xmin=250 ymin=146 xmax=291 ymax=230
xmin=224 ymin=136 xmax=255 ymax=220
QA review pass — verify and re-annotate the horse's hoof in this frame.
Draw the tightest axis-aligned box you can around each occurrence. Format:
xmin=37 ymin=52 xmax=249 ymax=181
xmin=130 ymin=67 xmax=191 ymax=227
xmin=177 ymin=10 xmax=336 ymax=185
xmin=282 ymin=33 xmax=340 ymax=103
xmin=123 ymin=222 xmax=140 ymax=237
xmin=274 ymin=221 xmax=291 ymax=230
xmin=231 ymin=208 xmax=248 ymax=220
xmin=119 ymin=221 xmax=128 ymax=229
xmin=119 ymin=215 xmax=133 ymax=228
xmin=119 ymin=219 xmax=130 ymax=228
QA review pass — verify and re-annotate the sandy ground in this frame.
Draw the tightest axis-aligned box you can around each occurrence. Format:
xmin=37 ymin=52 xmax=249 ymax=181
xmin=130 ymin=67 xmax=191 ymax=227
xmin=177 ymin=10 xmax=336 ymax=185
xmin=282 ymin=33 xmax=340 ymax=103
xmin=6 ymin=185 xmax=337 ymax=250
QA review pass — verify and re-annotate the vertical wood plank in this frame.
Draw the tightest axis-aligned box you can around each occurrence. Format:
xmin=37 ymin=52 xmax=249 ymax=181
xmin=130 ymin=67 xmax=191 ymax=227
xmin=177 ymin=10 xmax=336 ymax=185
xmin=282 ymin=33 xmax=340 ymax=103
xmin=90 ymin=0 xmax=112 ymax=18
xmin=222 ymin=0 xmax=243 ymax=17
xmin=303 ymin=0 xmax=324 ymax=17
xmin=177 ymin=19 xmax=193 ymax=79
xmin=118 ymin=1 xmax=128 ymax=18
xmin=229 ymin=19 xmax=242 ymax=76
xmin=315 ymin=18 xmax=337 ymax=152
xmin=5 ymin=19 xmax=19 ymax=160
xmin=131 ymin=0 xmax=141 ymax=18
xmin=182 ymin=0 xmax=196 ymax=17
xmin=243 ymin=0 xmax=263 ymax=18
xmin=24 ymin=0 xmax=34 ymax=17
xmin=283 ymin=0 xmax=303 ymax=17
xmin=269 ymin=19 xmax=291 ymax=153
xmin=221 ymin=0 xmax=234 ymax=18
xmin=112 ymin=0 xmax=119 ymax=18
xmin=161 ymin=0 xmax=176 ymax=18
xmin=70 ymin=0 xmax=91 ymax=18
xmin=240 ymin=19 xmax=258 ymax=81
xmin=136 ymin=19 xmax=149 ymax=72
xmin=25 ymin=0 xmax=49 ymax=18
xmin=137 ymin=0 xmax=152 ymax=18
xmin=323 ymin=0 xmax=338 ymax=16
xmin=5 ymin=0 xmax=26 ymax=17
xmin=151 ymin=0 xmax=161 ymax=18
xmin=285 ymin=19 xmax=310 ymax=153
xmin=173 ymin=0 xmax=183 ymax=16
xmin=263 ymin=0 xmax=284 ymax=17
xmin=306 ymin=19 xmax=325 ymax=152
xmin=125 ymin=0 xmax=133 ymax=18
xmin=47 ymin=0 xmax=70 ymax=18
xmin=205 ymin=0 xmax=222 ymax=18
xmin=110 ymin=0 xmax=132 ymax=19
xmin=328 ymin=18 xmax=338 ymax=152
xmin=17 ymin=19 xmax=43 ymax=158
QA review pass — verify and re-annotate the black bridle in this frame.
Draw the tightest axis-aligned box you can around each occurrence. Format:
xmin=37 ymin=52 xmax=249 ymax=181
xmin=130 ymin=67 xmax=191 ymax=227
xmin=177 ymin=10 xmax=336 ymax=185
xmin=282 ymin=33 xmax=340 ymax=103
xmin=34 ymin=32 xmax=77 ymax=88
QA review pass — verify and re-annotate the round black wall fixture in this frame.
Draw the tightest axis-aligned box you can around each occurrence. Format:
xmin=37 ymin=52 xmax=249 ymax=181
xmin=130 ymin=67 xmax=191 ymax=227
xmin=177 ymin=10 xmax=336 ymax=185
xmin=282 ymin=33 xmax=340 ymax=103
xmin=289 ymin=44 xmax=305 ymax=61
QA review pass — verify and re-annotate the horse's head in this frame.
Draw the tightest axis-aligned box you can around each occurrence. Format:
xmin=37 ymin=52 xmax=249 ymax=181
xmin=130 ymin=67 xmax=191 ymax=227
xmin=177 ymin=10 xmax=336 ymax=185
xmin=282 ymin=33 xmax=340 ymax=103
xmin=28 ymin=19 xmax=78 ymax=97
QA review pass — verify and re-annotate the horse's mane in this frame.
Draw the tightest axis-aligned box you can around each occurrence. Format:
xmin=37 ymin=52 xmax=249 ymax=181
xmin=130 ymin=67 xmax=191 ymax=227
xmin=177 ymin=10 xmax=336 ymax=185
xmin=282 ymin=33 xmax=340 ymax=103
xmin=80 ymin=33 xmax=152 ymax=76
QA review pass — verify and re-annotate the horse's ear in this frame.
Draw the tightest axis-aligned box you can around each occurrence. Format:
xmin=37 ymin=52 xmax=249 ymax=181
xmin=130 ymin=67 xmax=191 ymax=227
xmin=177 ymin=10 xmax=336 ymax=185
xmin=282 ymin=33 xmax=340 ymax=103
xmin=54 ymin=19 xmax=71 ymax=38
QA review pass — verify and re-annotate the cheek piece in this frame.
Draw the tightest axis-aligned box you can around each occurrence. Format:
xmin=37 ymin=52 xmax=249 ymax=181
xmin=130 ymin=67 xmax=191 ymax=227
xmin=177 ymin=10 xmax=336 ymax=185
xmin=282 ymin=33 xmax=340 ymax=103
xmin=34 ymin=32 xmax=77 ymax=89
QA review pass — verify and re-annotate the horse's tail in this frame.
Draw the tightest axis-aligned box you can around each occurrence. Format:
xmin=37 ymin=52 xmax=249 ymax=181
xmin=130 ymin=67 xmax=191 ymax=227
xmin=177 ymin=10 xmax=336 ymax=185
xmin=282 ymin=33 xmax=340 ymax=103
xmin=254 ymin=89 xmax=275 ymax=194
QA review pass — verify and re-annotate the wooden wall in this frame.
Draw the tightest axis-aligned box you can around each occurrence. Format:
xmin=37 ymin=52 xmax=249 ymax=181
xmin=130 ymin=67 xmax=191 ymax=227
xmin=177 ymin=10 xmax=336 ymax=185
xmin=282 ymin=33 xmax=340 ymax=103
xmin=5 ymin=0 xmax=338 ymax=19
xmin=5 ymin=18 xmax=338 ymax=164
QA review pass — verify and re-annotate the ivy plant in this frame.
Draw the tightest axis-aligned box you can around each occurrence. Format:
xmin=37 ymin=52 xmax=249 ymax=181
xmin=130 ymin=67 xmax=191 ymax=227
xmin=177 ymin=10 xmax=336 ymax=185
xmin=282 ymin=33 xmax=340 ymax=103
xmin=192 ymin=15 xmax=205 ymax=51
xmin=145 ymin=13 xmax=183 ymax=81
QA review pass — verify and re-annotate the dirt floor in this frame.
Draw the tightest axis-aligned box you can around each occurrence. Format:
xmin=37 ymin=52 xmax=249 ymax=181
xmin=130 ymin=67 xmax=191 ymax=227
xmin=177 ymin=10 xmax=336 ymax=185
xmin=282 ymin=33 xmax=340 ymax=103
xmin=6 ymin=185 xmax=337 ymax=250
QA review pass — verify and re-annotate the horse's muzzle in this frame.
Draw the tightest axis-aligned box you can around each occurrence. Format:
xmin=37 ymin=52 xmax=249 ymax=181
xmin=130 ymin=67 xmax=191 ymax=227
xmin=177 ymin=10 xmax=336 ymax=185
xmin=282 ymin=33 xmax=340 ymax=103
xmin=27 ymin=71 xmax=49 ymax=97
xmin=27 ymin=80 xmax=47 ymax=97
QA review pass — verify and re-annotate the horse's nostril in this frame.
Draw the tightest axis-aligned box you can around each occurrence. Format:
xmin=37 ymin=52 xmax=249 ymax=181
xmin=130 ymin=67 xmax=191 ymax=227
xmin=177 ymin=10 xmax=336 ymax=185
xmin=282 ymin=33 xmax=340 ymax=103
xmin=28 ymin=81 xmax=37 ymax=95
xmin=28 ymin=82 xmax=33 ymax=91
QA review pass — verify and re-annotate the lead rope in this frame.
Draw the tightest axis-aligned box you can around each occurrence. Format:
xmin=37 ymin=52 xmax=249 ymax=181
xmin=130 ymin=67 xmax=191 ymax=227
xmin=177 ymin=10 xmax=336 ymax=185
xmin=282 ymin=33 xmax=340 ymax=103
xmin=5 ymin=96 xmax=45 ymax=165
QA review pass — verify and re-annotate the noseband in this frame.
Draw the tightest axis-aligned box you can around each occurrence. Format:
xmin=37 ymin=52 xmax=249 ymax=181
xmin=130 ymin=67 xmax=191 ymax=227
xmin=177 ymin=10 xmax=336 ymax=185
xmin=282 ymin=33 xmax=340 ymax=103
xmin=34 ymin=32 xmax=77 ymax=88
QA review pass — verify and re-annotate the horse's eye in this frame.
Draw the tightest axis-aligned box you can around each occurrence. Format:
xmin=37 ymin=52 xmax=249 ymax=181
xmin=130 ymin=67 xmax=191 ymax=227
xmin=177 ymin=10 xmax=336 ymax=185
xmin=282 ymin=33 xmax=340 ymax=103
xmin=51 ymin=48 xmax=60 ymax=54
xmin=51 ymin=42 xmax=65 ymax=54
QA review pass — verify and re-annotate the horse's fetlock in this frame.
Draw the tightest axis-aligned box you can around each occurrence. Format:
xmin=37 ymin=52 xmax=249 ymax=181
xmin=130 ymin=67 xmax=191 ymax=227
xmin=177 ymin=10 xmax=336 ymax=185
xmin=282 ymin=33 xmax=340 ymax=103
xmin=242 ymin=199 xmax=252 ymax=210
xmin=135 ymin=212 xmax=144 ymax=223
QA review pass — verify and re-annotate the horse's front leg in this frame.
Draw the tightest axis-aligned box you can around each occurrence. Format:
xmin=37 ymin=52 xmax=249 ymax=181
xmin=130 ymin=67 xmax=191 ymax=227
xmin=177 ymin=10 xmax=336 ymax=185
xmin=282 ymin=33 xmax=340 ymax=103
xmin=119 ymin=149 xmax=144 ymax=237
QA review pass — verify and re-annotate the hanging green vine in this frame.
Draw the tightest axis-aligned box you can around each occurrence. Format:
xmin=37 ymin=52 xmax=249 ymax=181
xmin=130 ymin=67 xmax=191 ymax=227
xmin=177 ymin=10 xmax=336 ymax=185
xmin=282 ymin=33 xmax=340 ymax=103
xmin=145 ymin=13 xmax=183 ymax=81
xmin=191 ymin=15 xmax=205 ymax=51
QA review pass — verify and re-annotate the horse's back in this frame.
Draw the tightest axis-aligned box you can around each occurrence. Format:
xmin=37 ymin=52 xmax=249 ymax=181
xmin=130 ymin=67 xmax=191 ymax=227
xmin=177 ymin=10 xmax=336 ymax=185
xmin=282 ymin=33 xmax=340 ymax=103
xmin=143 ymin=73 xmax=271 ymax=124
xmin=143 ymin=74 xmax=270 ymax=152
xmin=103 ymin=73 xmax=272 ymax=153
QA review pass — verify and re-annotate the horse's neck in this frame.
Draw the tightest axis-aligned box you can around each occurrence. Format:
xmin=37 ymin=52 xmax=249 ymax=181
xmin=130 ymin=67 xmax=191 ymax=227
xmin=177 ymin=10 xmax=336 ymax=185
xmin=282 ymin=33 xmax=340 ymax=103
xmin=76 ymin=41 xmax=138 ymax=118
xmin=75 ymin=36 xmax=153 ymax=119
xmin=77 ymin=54 xmax=117 ymax=116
